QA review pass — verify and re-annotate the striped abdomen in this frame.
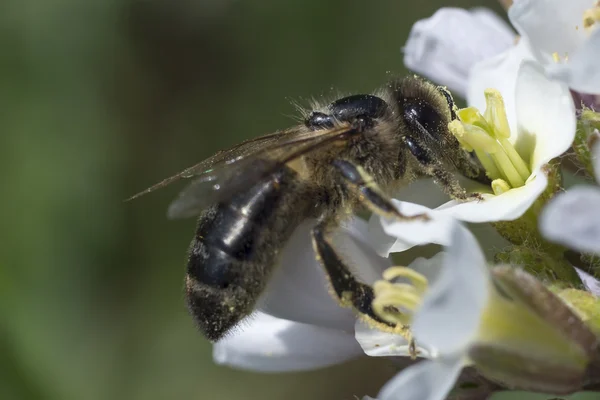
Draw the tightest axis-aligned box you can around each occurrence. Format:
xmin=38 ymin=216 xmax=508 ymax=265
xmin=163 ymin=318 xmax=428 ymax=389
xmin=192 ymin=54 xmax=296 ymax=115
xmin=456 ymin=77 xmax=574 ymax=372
xmin=185 ymin=165 xmax=311 ymax=341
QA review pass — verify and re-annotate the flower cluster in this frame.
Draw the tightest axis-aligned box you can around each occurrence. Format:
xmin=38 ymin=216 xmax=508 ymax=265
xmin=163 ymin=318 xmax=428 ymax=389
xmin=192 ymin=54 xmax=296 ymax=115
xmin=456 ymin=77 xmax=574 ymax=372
xmin=208 ymin=1 xmax=600 ymax=399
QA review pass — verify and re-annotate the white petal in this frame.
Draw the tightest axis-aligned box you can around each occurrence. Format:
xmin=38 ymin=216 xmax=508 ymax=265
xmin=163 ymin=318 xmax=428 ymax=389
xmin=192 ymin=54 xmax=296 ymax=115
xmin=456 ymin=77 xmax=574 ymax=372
xmin=508 ymin=0 xmax=592 ymax=65
xmin=258 ymin=220 xmax=356 ymax=332
xmin=539 ymin=185 xmax=600 ymax=254
xmin=378 ymin=356 xmax=464 ymax=400
xmin=407 ymin=252 xmax=446 ymax=283
xmin=412 ymin=223 xmax=488 ymax=354
xmin=439 ymin=166 xmax=549 ymax=223
xmin=379 ymin=201 xmax=457 ymax=253
xmin=335 ymin=218 xmax=393 ymax=285
xmin=368 ymin=179 xmax=451 ymax=257
xmin=381 ymin=169 xmax=546 ymax=241
xmin=259 ymin=218 xmax=390 ymax=331
xmin=467 ymin=39 xmax=535 ymax=135
xmin=546 ymin=28 xmax=600 ymax=94
xmin=515 ymin=61 xmax=576 ymax=170
xmin=213 ymin=312 xmax=363 ymax=372
xmin=403 ymin=7 xmax=513 ymax=98
xmin=354 ymin=320 xmax=429 ymax=358
xmin=576 ymin=267 xmax=600 ymax=296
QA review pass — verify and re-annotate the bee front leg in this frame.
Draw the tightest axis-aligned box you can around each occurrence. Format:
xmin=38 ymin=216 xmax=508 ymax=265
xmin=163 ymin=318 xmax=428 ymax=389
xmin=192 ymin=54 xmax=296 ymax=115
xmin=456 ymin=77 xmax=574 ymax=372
xmin=331 ymin=159 xmax=428 ymax=221
xmin=311 ymin=218 xmax=395 ymax=331
xmin=404 ymin=137 xmax=484 ymax=202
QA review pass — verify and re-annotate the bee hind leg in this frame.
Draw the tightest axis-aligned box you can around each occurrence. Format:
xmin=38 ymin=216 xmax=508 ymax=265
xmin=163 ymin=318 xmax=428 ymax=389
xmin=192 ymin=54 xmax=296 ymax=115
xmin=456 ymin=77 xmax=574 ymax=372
xmin=311 ymin=218 xmax=395 ymax=331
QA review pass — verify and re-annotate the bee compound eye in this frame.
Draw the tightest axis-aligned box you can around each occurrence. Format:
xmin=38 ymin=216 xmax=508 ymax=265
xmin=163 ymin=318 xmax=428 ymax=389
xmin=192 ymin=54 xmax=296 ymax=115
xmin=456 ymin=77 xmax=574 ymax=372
xmin=403 ymin=99 xmax=445 ymax=139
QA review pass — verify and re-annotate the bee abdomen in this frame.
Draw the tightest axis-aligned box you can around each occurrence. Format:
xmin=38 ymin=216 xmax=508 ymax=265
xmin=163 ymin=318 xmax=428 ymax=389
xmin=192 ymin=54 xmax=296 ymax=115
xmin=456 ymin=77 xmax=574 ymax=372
xmin=185 ymin=166 xmax=308 ymax=341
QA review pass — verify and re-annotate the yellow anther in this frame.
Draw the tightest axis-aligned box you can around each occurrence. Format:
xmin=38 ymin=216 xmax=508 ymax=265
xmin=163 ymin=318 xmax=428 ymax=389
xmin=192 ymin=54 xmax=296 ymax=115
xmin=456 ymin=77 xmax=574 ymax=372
xmin=448 ymin=120 xmax=473 ymax=152
xmin=491 ymin=179 xmax=511 ymax=195
xmin=583 ymin=4 xmax=600 ymax=31
xmin=552 ymin=52 xmax=561 ymax=63
xmin=372 ymin=266 xmax=429 ymax=328
xmin=382 ymin=266 xmax=429 ymax=294
xmin=451 ymin=88 xmax=532 ymax=194
xmin=456 ymin=122 xmax=502 ymax=154
xmin=484 ymin=89 xmax=511 ymax=139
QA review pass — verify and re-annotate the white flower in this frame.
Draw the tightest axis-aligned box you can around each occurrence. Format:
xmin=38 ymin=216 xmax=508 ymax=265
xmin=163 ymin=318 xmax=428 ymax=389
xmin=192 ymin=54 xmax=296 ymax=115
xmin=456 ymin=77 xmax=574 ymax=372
xmin=403 ymin=7 xmax=514 ymax=99
xmin=405 ymin=3 xmax=600 ymax=105
xmin=540 ymin=141 xmax=600 ymax=254
xmin=212 ymin=217 xmax=399 ymax=370
xmin=360 ymin=221 xmax=596 ymax=400
xmin=540 ymin=141 xmax=600 ymax=295
xmin=358 ymin=222 xmax=488 ymax=400
xmin=509 ymin=0 xmax=600 ymax=94
xmin=370 ymin=61 xmax=575 ymax=253
xmin=213 ymin=311 xmax=364 ymax=372
xmin=468 ymin=0 xmax=600 ymax=105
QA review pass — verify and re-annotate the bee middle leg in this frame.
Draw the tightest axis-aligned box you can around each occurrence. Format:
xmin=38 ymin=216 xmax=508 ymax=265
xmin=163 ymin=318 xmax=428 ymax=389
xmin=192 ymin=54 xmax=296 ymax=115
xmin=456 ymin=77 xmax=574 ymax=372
xmin=311 ymin=218 xmax=395 ymax=331
xmin=308 ymin=159 xmax=428 ymax=331
xmin=331 ymin=159 xmax=428 ymax=221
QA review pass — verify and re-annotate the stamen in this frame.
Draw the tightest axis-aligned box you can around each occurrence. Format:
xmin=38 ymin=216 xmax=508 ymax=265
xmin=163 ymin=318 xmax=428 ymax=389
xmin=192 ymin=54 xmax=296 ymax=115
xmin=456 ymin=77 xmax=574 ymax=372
xmin=372 ymin=266 xmax=429 ymax=359
xmin=372 ymin=267 xmax=429 ymax=327
xmin=583 ymin=2 xmax=600 ymax=32
xmin=450 ymin=89 xmax=531 ymax=194
xmin=491 ymin=179 xmax=511 ymax=195
xmin=483 ymin=90 xmax=511 ymax=139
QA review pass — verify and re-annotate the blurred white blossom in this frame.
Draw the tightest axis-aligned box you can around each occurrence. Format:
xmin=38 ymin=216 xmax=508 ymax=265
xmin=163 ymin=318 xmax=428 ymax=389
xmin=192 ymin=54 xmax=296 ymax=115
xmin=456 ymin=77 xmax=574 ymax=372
xmin=540 ymin=141 xmax=600 ymax=295
xmin=509 ymin=0 xmax=600 ymax=94
xmin=213 ymin=311 xmax=364 ymax=372
xmin=403 ymin=7 xmax=514 ymax=98
xmin=363 ymin=222 xmax=597 ymax=400
xmin=405 ymin=1 xmax=600 ymax=102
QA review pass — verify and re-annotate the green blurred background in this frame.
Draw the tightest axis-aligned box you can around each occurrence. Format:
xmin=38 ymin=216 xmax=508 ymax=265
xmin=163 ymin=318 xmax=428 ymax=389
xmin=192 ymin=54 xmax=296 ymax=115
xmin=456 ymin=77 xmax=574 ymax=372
xmin=0 ymin=0 xmax=543 ymax=399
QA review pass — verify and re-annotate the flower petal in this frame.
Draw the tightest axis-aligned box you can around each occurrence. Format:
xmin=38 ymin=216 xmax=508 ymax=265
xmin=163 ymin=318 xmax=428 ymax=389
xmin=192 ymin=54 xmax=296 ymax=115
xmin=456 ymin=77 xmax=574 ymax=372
xmin=379 ymin=201 xmax=456 ymax=253
xmin=508 ymin=0 xmax=591 ymax=65
xmin=539 ymin=185 xmax=600 ymax=254
xmin=515 ymin=61 xmax=576 ymax=170
xmin=380 ymin=169 xmax=546 ymax=247
xmin=403 ymin=7 xmax=513 ymax=98
xmin=436 ymin=166 xmax=548 ymax=223
xmin=213 ymin=312 xmax=363 ymax=372
xmin=412 ymin=223 xmax=488 ymax=354
xmin=354 ymin=320 xmax=430 ymax=358
xmin=467 ymin=39 xmax=535 ymax=135
xmin=575 ymin=267 xmax=600 ymax=296
xmin=368 ymin=179 xmax=451 ymax=257
xmin=354 ymin=254 xmax=446 ymax=359
xmin=259 ymin=218 xmax=390 ymax=331
xmin=545 ymin=28 xmax=600 ymax=94
xmin=378 ymin=356 xmax=464 ymax=400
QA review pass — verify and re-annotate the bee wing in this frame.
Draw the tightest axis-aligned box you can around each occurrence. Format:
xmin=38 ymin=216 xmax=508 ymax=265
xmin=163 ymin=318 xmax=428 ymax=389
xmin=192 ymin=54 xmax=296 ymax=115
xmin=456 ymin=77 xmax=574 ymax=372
xmin=126 ymin=128 xmax=302 ymax=201
xmin=129 ymin=124 xmax=357 ymax=219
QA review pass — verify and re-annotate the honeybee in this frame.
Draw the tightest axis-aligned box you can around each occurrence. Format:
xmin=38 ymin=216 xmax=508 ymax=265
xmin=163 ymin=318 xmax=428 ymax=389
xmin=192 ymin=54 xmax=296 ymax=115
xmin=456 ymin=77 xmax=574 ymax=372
xmin=131 ymin=75 xmax=486 ymax=341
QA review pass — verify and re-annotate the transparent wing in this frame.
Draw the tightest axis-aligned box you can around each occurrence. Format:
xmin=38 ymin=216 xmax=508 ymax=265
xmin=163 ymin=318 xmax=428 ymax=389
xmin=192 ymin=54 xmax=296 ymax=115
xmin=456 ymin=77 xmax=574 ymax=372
xmin=128 ymin=124 xmax=356 ymax=218
xmin=126 ymin=128 xmax=302 ymax=201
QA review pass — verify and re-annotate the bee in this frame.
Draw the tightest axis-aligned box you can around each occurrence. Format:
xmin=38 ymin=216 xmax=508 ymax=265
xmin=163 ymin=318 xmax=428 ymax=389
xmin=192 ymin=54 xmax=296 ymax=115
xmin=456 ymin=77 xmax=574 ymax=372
xmin=130 ymin=75 xmax=486 ymax=341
